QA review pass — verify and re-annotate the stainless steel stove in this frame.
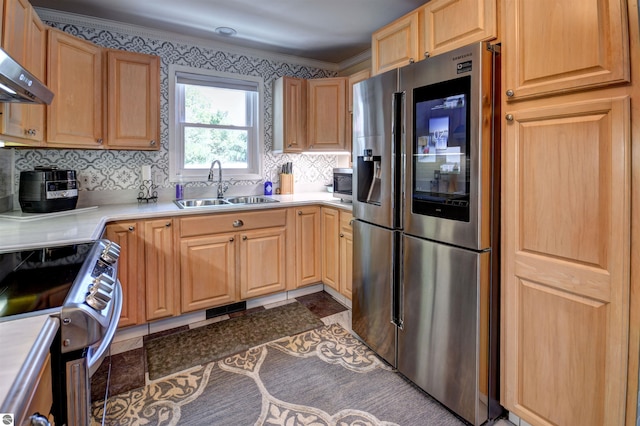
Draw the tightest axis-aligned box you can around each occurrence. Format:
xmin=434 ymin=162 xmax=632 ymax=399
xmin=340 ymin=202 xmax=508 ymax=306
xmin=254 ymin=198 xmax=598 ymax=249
xmin=0 ymin=239 xmax=123 ymax=426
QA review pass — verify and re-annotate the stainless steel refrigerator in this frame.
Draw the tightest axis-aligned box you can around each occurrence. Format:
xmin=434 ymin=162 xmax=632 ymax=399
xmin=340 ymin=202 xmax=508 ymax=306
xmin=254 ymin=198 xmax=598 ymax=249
xmin=352 ymin=42 xmax=502 ymax=425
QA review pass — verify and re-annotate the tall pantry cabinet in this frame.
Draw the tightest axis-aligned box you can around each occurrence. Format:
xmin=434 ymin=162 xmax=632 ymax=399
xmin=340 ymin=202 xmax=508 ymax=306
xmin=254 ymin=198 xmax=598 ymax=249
xmin=500 ymin=1 xmax=634 ymax=425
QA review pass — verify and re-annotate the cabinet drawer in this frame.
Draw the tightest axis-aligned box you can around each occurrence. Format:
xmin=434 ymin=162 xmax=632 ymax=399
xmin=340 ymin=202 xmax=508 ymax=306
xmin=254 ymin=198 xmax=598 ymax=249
xmin=180 ymin=209 xmax=287 ymax=237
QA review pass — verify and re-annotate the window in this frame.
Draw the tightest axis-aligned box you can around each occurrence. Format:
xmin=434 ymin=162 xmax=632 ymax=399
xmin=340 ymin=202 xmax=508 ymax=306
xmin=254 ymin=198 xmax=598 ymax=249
xmin=169 ymin=65 xmax=263 ymax=181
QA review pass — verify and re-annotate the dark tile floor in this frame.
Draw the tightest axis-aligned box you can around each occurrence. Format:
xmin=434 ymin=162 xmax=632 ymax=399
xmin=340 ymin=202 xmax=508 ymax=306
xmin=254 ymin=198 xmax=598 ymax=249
xmin=91 ymin=291 xmax=348 ymax=401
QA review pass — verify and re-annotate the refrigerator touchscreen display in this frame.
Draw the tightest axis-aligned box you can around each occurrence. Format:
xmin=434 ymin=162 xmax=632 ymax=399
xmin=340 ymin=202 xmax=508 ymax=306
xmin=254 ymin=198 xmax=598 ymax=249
xmin=412 ymin=76 xmax=470 ymax=222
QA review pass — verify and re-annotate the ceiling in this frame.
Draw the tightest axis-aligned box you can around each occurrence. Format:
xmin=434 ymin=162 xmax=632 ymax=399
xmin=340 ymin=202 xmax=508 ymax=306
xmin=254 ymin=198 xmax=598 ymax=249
xmin=30 ymin=0 xmax=428 ymax=64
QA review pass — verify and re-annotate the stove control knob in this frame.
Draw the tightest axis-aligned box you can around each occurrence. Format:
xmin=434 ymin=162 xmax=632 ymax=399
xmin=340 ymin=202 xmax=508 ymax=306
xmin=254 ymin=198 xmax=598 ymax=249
xmin=100 ymin=241 xmax=121 ymax=265
xmin=94 ymin=274 xmax=115 ymax=293
xmin=85 ymin=279 xmax=112 ymax=311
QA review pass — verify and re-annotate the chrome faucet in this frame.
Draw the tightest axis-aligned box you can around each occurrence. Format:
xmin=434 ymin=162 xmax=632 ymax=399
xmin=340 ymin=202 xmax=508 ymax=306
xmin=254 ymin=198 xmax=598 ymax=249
xmin=208 ymin=160 xmax=228 ymax=198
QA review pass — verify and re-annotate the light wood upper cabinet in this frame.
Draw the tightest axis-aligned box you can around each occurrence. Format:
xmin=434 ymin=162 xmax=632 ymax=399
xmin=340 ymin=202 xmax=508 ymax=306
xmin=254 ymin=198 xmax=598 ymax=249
xmin=502 ymin=0 xmax=630 ymax=100
xmin=144 ymin=219 xmax=179 ymax=321
xmin=419 ymin=0 xmax=497 ymax=58
xmin=294 ymin=206 xmax=322 ymax=287
xmin=371 ymin=11 xmax=420 ymax=75
xmin=273 ymin=76 xmax=306 ymax=153
xmin=307 ymin=77 xmax=347 ymax=151
xmin=2 ymin=0 xmax=29 ymax=64
xmin=107 ymin=49 xmax=160 ymax=149
xmin=501 ymin=95 xmax=631 ymax=426
xmin=105 ymin=221 xmax=145 ymax=327
xmin=1 ymin=1 xmax=46 ymax=145
xmin=46 ymin=28 xmax=104 ymax=148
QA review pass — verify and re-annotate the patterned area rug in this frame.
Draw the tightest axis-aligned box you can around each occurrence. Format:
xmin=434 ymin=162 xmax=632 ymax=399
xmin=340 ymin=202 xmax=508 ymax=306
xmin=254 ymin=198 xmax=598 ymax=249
xmin=145 ymin=301 xmax=324 ymax=380
xmin=93 ymin=324 xmax=466 ymax=425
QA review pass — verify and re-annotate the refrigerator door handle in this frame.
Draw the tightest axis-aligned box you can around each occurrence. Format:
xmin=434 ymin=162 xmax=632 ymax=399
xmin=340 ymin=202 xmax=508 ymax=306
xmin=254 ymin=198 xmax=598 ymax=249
xmin=394 ymin=231 xmax=404 ymax=329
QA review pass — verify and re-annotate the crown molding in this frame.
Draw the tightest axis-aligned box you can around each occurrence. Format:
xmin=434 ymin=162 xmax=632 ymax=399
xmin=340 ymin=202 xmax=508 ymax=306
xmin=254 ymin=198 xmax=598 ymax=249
xmin=338 ymin=48 xmax=371 ymax=72
xmin=35 ymin=7 xmax=342 ymax=72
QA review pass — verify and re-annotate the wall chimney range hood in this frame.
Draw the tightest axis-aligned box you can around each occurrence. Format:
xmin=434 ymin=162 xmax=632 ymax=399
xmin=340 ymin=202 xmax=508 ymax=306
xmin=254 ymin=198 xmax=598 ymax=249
xmin=0 ymin=48 xmax=53 ymax=104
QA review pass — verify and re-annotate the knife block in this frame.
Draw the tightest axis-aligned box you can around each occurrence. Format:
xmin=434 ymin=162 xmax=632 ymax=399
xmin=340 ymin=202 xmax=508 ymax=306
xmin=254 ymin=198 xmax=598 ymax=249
xmin=280 ymin=174 xmax=293 ymax=194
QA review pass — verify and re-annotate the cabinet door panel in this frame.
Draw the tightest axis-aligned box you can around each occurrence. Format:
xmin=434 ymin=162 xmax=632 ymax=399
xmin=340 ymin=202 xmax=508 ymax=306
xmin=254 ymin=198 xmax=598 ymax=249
xmin=503 ymin=0 xmax=629 ymax=99
xmin=295 ymin=206 xmax=321 ymax=287
xmin=180 ymin=234 xmax=236 ymax=312
xmin=420 ymin=0 xmax=496 ymax=57
xmin=47 ymin=29 xmax=104 ymax=147
xmin=107 ymin=50 xmax=160 ymax=149
xmin=239 ymin=227 xmax=286 ymax=299
xmin=321 ymin=208 xmax=340 ymax=291
xmin=105 ymin=222 xmax=144 ymax=327
xmin=144 ymin=219 xmax=178 ymax=320
xmin=339 ymin=211 xmax=353 ymax=299
xmin=371 ymin=12 xmax=420 ymax=75
xmin=501 ymin=97 xmax=630 ymax=425
xmin=307 ymin=78 xmax=346 ymax=151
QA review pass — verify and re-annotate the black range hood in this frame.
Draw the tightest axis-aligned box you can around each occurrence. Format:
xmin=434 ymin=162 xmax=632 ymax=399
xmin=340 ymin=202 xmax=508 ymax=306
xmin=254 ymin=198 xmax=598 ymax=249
xmin=0 ymin=48 xmax=53 ymax=104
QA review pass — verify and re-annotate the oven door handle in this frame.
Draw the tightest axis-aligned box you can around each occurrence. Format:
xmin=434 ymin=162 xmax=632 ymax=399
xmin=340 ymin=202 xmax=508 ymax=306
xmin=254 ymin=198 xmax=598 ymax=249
xmin=87 ymin=280 xmax=123 ymax=376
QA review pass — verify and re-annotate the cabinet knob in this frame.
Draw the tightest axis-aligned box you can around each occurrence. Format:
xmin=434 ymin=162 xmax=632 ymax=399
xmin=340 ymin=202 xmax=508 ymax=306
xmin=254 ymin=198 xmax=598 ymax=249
xmin=128 ymin=226 xmax=135 ymax=231
xmin=242 ymin=235 xmax=248 ymax=241
xmin=505 ymin=114 xmax=514 ymax=122
xmin=97 ymin=138 xmax=104 ymax=144
xmin=506 ymin=89 xmax=514 ymax=97
xmin=233 ymin=219 xmax=244 ymax=227
xmin=229 ymin=237 xmax=234 ymax=242
xmin=349 ymin=219 xmax=354 ymax=226
xmin=424 ymin=52 xmax=430 ymax=58
xmin=165 ymin=222 xmax=171 ymax=227
xmin=340 ymin=233 xmax=344 ymax=238
xmin=150 ymin=140 xmax=156 ymax=146
xmin=297 ymin=211 xmax=302 ymax=215
xmin=409 ymin=58 xmax=415 ymax=64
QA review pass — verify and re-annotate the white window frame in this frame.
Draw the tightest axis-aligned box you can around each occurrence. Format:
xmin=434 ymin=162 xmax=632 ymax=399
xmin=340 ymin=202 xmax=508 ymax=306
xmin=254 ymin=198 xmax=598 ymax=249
xmin=169 ymin=64 xmax=264 ymax=182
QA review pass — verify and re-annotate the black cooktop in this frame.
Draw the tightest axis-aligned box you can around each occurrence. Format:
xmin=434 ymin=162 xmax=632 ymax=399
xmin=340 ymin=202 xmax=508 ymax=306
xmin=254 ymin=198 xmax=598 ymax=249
xmin=0 ymin=243 xmax=94 ymax=319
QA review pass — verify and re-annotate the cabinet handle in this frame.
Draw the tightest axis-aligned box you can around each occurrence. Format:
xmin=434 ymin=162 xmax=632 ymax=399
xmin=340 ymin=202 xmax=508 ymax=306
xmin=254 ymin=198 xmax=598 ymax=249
xmin=505 ymin=114 xmax=514 ymax=122
xmin=229 ymin=237 xmax=234 ymax=242
xmin=297 ymin=211 xmax=302 ymax=215
xmin=242 ymin=235 xmax=248 ymax=241
xmin=150 ymin=140 xmax=156 ymax=146
xmin=506 ymin=89 xmax=514 ymax=97
xmin=349 ymin=218 xmax=354 ymax=226
xmin=128 ymin=226 xmax=135 ymax=231
xmin=165 ymin=222 xmax=171 ymax=227
xmin=233 ymin=219 xmax=244 ymax=227
xmin=97 ymin=138 xmax=103 ymax=144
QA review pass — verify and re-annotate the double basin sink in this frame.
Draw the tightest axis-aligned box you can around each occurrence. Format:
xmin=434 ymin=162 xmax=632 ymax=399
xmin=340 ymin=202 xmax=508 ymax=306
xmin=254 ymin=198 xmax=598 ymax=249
xmin=175 ymin=195 xmax=279 ymax=209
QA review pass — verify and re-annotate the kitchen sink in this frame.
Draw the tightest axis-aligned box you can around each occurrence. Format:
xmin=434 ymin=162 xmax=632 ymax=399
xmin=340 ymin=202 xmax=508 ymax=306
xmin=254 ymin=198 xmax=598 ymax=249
xmin=225 ymin=196 xmax=279 ymax=204
xmin=175 ymin=196 xmax=279 ymax=209
xmin=174 ymin=198 xmax=231 ymax=208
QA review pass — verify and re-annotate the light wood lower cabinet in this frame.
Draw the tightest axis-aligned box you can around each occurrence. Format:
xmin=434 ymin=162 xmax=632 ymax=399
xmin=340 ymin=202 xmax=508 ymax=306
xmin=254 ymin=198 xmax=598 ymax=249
xmin=180 ymin=233 xmax=236 ymax=313
xmin=104 ymin=221 xmax=145 ymax=327
xmin=294 ymin=206 xmax=322 ymax=287
xmin=239 ymin=226 xmax=287 ymax=299
xmin=321 ymin=207 xmax=340 ymax=291
xmin=144 ymin=218 xmax=179 ymax=321
xmin=179 ymin=209 xmax=291 ymax=310
xmin=321 ymin=207 xmax=353 ymax=299
xmin=338 ymin=210 xmax=353 ymax=299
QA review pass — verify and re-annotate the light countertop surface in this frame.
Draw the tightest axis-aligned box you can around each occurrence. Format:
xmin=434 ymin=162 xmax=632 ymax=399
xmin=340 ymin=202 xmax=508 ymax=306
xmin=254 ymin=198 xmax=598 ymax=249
xmin=0 ymin=191 xmax=352 ymax=414
xmin=0 ymin=191 xmax=352 ymax=253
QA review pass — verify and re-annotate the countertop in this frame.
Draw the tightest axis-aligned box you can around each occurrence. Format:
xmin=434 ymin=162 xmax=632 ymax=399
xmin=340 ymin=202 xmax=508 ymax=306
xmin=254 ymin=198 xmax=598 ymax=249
xmin=0 ymin=191 xmax=352 ymax=253
xmin=0 ymin=191 xmax=352 ymax=414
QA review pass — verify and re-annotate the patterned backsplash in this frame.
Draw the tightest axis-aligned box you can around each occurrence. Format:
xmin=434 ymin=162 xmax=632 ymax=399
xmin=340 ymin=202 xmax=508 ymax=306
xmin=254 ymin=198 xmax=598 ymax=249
xmin=11 ymin=13 xmax=346 ymax=201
